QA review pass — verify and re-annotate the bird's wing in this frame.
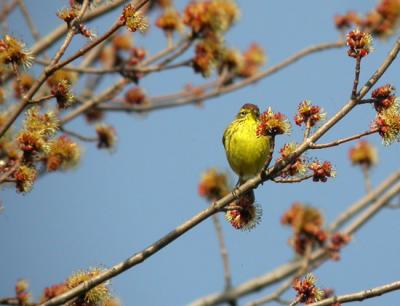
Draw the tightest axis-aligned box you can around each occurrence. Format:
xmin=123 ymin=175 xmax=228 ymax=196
xmin=222 ymin=126 xmax=228 ymax=148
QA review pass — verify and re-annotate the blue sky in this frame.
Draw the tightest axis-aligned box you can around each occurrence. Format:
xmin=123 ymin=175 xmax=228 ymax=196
xmin=1 ymin=1 xmax=399 ymax=305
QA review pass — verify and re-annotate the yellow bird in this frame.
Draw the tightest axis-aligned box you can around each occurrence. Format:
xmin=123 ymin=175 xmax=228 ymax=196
xmin=223 ymin=103 xmax=271 ymax=183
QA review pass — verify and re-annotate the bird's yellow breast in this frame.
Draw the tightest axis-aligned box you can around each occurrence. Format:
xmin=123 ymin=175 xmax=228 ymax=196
xmin=223 ymin=117 xmax=270 ymax=181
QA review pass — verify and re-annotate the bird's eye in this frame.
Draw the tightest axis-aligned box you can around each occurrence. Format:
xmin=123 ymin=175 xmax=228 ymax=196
xmin=240 ymin=111 xmax=246 ymax=116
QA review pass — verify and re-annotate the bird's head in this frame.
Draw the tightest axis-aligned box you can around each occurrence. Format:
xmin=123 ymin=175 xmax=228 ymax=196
xmin=236 ymin=103 xmax=260 ymax=120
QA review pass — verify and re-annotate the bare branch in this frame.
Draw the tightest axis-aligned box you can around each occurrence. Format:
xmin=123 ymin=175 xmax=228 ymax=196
xmin=211 ymin=215 xmax=236 ymax=306
xmin=308 ymin=280 xmax=400 ymax=306
xmin=310 ymin=129 xmax=378 ymax=149
xmin=272 ymin=175 xmax=313 ymax=184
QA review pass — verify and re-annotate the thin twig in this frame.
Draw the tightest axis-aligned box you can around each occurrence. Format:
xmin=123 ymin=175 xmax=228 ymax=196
xmin=272 ymin=175 xmax=313 ymax=184
xmin=29 ymin=94 xmax=55 ymax=104
xmin=99 ymin=41 xmax=346 ymax=113
xmin=211 ymin=215 xmax=236 ymax=306
xmin=351 ymin=56 xmax=361 ymax=99
xmin=308 ymin=280 xmax=400 ymax=306
xmin=0 ymin=297 xmax=35 ymax=306
xmin=362 ymin=164 xmax=372 ymax=193
xmin=16 ymin=0 xmax=42 ymax=42
xmin=30 ymin=0 xmax=131 ymax=56
xmin=329 ymin=170 xmax=399 ymax=232
xmin=310 ymin=129 xmax=378 ymax=149
xmin=61 ymin=78 xmax=128 ymax=124
xmin=34 ymin=58 xmax=192 ymax=74
xmin=303 ymin=120 xmax=312 ymax=141
xmin=0 ymin=0 xmax=17 ymax=23
xmin=60 ymin=128 xmax=98 ymax=142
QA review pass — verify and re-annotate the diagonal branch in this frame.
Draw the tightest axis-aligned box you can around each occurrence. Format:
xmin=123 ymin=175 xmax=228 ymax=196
xmin=308 ymin=280 xmax=400 ymax=306
xmin=310 ymin=129 xmax=378 ymax=149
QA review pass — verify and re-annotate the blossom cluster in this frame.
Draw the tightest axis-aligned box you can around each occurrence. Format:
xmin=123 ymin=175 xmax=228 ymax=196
xmin=335 ymin=0 xmax=400 ymax=38
xmin=225 ymin=190 xmax=262 ymax=231
xmin=371 ymin=84 xmax=400 ymax=144
xmin=256 ymin=107 xmax=291 ymax=136
xmin=348 ymin=141 xmax=378 ymax=169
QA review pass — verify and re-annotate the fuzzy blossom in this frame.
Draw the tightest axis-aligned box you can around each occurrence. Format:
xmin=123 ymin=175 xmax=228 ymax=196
xmin=104 ymin=297 xmax=122 ymax=306
xmin=15 ymin=279 xmax=31 ymax=305
xmin=225 ymin=190 xmax=262 ymax=231
xmin=47 ymin=69 xmax=77 ymax=88
xmin=56 ymin=7 xmax=79 ymax=24
xmin=328 ymin=232 xmax=351 ymax=261
xmin=14 ymin=165 xmax=37 ymax=193
xmin=23 ymin=107 xmax=59 ymax=138
xmin=257 ymin=107 xmax=291 ymax=136
xmin=281 ymin=203 xmax=326 ymax=255
xmin=198 ymin=168 xmax=230 ymax=200
xmin=183 ymin=0 xmax=239 ymax=35
xmin=346 ymin=29 xmax=373 ymax=58
xmin=218 ymin=48 xmax=244 ymax=75
xmin=46 ymin=136 xmax=80 ymax=171
xmin=348 ymin=141 xmax=378 ymax=168
xmin=66 ymin=268 xmax=110 ymax=306
xmin=41 ymin=283 xmax=68 ymax=302
xmin=278 ymin=143 xmax=307 ymax=177
xmin=334 ymin=11 xmax=361 ymax=30
xmin=156 ymin=8 xmax=183 ymax=33
xmin=121 ymin=4 xmax=148 ymax=33
xmin=364 ymin=0 xmax=400 ymax=37
xmin=193 ymin=34 xmax=224 ymax=77
xmin=335 ymin=0 xmax=400 ymax=38
xmin=0 ymin=35 xmax=33 ymax=68
xmin=372 ymin=107 xmax=400 ymax=144
xmin=294 ymin=100 xmax=326 ymax=127
xmin=308 ymin=161 xmax=335 ymax=182
xmin=371 ymin=84 xmax=398 ymax=112
xmin=293 ymin=273 xmax=325 ymax=304
xmin=17 ymin=130 xmax=49 ymax=156
xmin=124 ymin=87 xmax=147 ymax=105
xmin=238 ymin=43 xmax=266 ymax=78
xmin=18 ymin=107 xmax=59 ymax=159
xmin=96 ymin=124 xmax=117 ymax=150
xmin=51 ymin=80 xmax=75 ymax=109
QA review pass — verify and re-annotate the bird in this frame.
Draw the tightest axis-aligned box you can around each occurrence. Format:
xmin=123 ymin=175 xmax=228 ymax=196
xmin=222 ymin=103 xmax=271 ymax=183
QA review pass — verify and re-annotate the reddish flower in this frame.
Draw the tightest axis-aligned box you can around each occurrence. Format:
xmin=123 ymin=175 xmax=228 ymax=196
xmin=308 ymin=161 xmax=335 ymax=182
xmin=225 ymin=190 xmax=262 ymax=231
xmin=198 ymin=168 xmax=230 ymax=200
xmin=294 ymin=100 xmax=326 ymax=127
xmin=257 ymin=107 xmax=291 ymax=136
xmin=371 ymin=84 xmax=398 ymax=112
xmin=346 ymin=29 xmax=373 ymax=58
xmin=293 ymin=273 xmax=324 ymax=304
xmin=348 ymin=141 xmax=378 ymax=168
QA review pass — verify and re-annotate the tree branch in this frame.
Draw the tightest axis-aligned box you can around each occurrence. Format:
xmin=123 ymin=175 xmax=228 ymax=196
xmin=310 ymin=129 xmax=378 ymax=149
xmin=308 ymin=280 xmax=400 ymax=306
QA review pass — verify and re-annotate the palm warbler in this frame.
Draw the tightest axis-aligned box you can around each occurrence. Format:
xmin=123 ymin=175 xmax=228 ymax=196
xmin=223 ymin=103 xmax=271 ymax=182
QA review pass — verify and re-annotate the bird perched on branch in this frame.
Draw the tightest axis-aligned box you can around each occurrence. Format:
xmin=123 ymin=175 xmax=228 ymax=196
xmin=223 ymin=103 xmax=271 ymax=183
